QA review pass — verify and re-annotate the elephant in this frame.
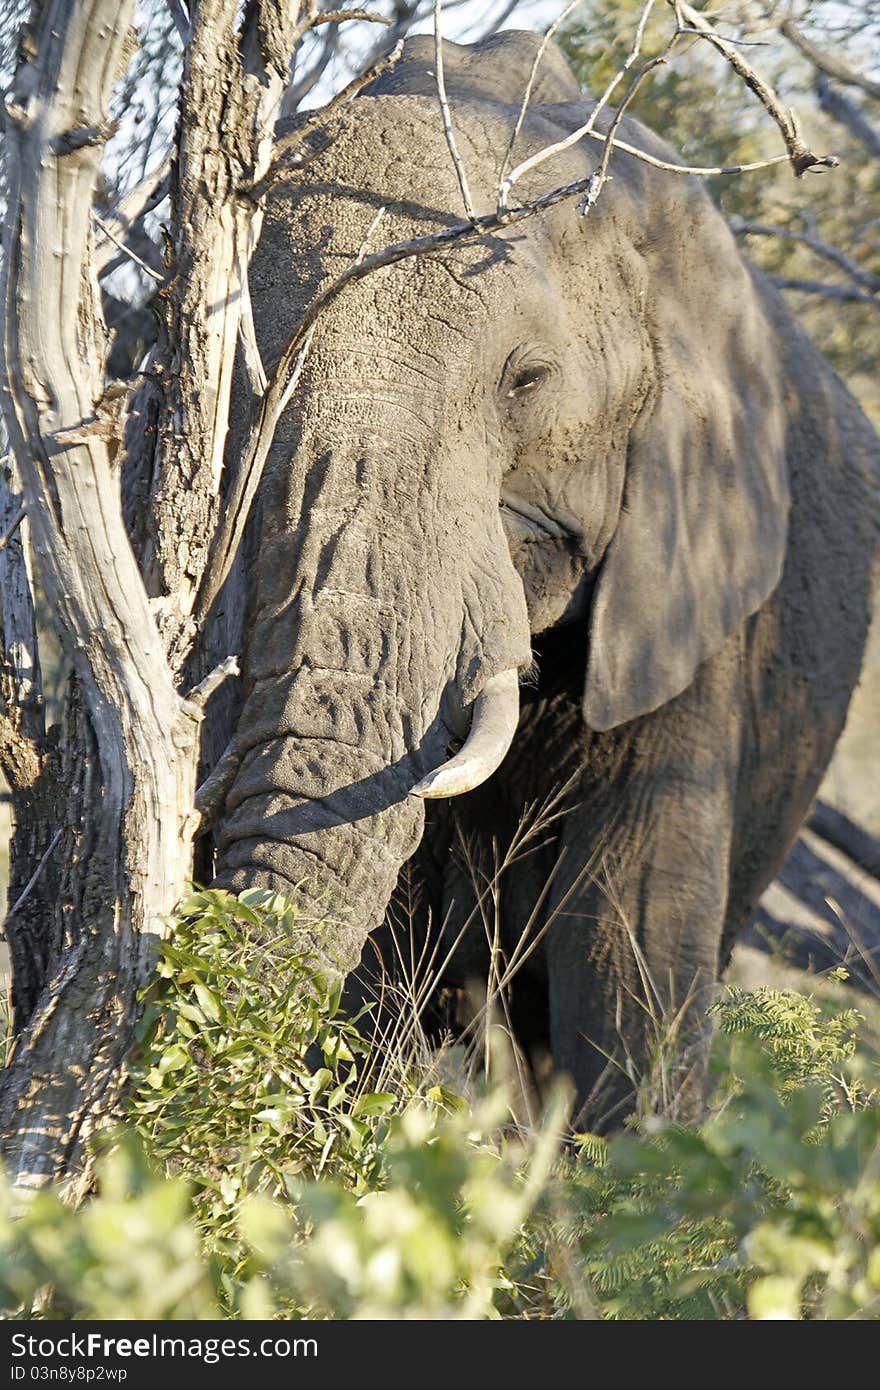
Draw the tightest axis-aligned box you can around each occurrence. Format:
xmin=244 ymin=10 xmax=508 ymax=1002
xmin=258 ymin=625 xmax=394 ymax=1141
xmin=213 ymin=30 xmax=880 ymax=1126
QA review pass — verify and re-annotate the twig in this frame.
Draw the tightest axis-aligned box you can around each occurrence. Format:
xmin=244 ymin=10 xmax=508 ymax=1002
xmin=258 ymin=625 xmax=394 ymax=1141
xmin=94 ymin=159 xmax=169 ymax=265
xmin=497 ymin=0 xmax=585 ymax=200
xmin=204 ymin=78 xmax=822 ymax=631
xmin=306 ymin=7 xmax=391 ymax=28
xmin=93 ymin=159 xmax=170 ymax=271
xmin=193 ymin=324 xmax=316 ymax=627
xmin=166 ymin=0 xmax=190 ymax=44
xmin=816 ymin=75 xmax=880 ymax=159
xmin=580 ymin=51 xmax=671 ymax=216
xmin=780 ymin=18 xmax=880 ymax=100
xmin=767 ymin=276 xmax=879 ymax=306
xmin=247 ymin=39 xmax=405 ymax=201
xmin=356 ymin=206 xmax=386 ymax=264
xmin=730 ymin=215 xmax=880 ymax=294
xmin=93 ymin=215 xmax=164 ymax=282
xmin=5 ymin=831 xmax=61 ymax=922
xmin=499 ymin=0 xmax=657 ymax=210
xmin=193 ymin=734 xmax=247 ymax=830
xmin=577 ymin=132 xmax=792 ymax=177
xmin=194 ymin=200 xmax=380 ymax=624
xmin=184 ymin=654 xmax=240 ymax=712
xmin=673 ymin=1 xmax=839 ymax=176
xmin=675 ymin=27 xmax=769 ymax=47
xmin=208 ymin=128 xmax=810 ymax=589
xmin=434 ymin=0 xmax=476 ymax=221
xmin=0 ymin=504 xmax=25 ymax=552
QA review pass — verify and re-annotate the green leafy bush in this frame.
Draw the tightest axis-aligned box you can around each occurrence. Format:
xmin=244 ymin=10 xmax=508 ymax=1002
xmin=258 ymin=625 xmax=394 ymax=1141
xmin=128 ymin=892 xmax=396 ymax=1193
xmin=0 ymin=1090 xmax=563 ymax=1319
xmin=1 ymin=892 xmax=879 ymax=1320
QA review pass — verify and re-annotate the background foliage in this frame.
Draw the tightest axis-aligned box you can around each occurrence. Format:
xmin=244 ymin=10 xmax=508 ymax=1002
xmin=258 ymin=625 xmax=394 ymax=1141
xmin=562 ymin=1 xmax=880 ymax=413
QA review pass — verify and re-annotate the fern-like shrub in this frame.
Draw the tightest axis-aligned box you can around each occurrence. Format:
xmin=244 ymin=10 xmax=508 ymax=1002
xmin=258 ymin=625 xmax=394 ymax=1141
xmin=542 ymin=981 xmax=880 ymax=1320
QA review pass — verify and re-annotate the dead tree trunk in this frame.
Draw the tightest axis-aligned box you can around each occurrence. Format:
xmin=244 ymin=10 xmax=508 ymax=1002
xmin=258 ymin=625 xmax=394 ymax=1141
xmin=0 ymin=1 xmax=207 ymax=1193
xmin=0 ymin=0 xmax=302 ymax=1193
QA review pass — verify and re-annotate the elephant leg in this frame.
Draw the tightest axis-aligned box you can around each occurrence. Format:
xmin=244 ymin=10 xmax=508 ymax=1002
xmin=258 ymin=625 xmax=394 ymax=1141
xmin=544 ymin=656 xmax=743 ymax=1131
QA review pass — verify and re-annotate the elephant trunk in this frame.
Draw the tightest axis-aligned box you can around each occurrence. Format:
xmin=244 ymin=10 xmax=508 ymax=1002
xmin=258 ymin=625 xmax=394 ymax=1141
xmin=212 ymin=395 xmax=528 ymax=976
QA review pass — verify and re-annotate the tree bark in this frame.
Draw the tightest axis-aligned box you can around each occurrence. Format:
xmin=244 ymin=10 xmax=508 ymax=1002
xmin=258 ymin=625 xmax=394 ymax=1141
xmin=0 ymin=0 xmax=310 ymax=1193
xmin=143 ymin=0 xmax=304 ymax=674
xmin=0 ymin=465 xmax=59 ymax=1028
xmin=0 ymin=0 xmax=202 ymax=1193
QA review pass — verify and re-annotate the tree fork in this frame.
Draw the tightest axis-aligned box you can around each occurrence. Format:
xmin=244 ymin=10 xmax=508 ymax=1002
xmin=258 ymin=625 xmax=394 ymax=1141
xmin=0 ymin=0 xmax=203 ymax=1192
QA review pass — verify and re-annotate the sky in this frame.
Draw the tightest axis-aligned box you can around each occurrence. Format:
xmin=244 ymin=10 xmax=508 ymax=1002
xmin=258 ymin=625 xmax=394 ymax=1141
xmin=300 ymin=1 xmax=566 ymax=107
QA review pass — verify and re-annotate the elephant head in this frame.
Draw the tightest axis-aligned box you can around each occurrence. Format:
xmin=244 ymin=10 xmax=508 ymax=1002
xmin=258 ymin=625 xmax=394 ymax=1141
xmin=214 ymin=32 xmax=789 ymax=976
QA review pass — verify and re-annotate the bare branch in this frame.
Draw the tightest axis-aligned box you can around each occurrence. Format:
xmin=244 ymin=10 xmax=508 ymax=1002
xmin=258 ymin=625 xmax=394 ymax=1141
xmin=816 ymin=75 xmax=880 ymax=159
xmin=355 ymin=206 xmax=387 ymax=263
xmin=730 ymin=216 xmax=880 ymax=295
xmin=767 ymin=276 xmax=880 ymax=307
xmin=305 ymin=7 xmax=391 ymax=28
xmin=94 ymin=158 xmax=170 ymax=272
xmin=434 ymin=0 xmax=476 ymax=221
xmin=780 ymin=18 xmax=880 ymax=101
xmin=499 ymin=0 xmax=657 ymax=211
xmin=194 ymin=201 xmax=388 ymax=625
xmin=497 ymin=0 xmax=585 ymax=199
xmin=233 ymin=144 xmax=808 ymax=431
xmin=5 ymin=831 xmax=61 ymax=923
xmin=193 ymin=324 xmax=316 ymax=627
xmin=93 ymin=214 xmax=164 ymax=282
xmin=0 ymin=503 xmax=25 ymax=552
xmin=194 ymin=735 xmax=247 ymax=830
xmin=166 ymin=0 xmax=190 ymax=44
xmin=195 ymin=97 xmax=817 ymax=641
xmin=674 ymin=27 xmax=769 ymax=47
xmin=185 ymin=654 xmax=240 ymax=712
xmin=562 ymin=128 xmax=794 ymax=180
xmin=580 ymin=50 xmax=672 ymax=216
xmin=673 ymin=1 xmax=839 ymax=176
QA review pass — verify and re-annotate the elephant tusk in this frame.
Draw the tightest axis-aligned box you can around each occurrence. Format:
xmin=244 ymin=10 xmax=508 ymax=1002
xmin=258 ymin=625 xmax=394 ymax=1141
xmin=410 ymin=669 xmax=520 ymax=799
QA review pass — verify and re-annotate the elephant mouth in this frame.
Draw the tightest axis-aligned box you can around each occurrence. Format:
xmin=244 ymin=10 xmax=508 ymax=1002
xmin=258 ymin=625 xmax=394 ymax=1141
xmin=500 ymin=494 xmax=571 ymax=543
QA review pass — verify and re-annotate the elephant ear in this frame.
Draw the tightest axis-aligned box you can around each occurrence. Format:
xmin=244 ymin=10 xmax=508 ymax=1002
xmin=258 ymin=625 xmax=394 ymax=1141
xmin=582 ymin=180 xmax=790 ymax=731
xmin=365 ymin=30 xmax=583 ymax=106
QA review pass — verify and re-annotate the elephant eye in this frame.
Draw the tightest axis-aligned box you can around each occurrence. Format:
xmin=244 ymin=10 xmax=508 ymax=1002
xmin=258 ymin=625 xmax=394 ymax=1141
xmin=507 ymin=365 xmax=548 ymax=397
xmin=501 ymin=350 xmax=555 ymax=401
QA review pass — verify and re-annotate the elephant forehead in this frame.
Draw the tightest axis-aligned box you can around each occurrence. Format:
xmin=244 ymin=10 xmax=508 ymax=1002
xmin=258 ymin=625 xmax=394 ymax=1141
xmin=258 ymin=92 xmax=591 ymax=280
xmin=276 ymin=94 xmax=520 ymax=215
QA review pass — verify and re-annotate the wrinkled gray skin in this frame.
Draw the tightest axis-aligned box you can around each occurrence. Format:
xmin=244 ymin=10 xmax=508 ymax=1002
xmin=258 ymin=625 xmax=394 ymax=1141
xmin=215 ymin=32 xmax=880 ymax=1124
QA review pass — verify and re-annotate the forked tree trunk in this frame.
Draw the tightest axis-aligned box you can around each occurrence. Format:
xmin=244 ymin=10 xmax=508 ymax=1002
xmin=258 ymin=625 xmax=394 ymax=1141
xmin=0 ymin=2 xmax=204 ymax=1193
xmin=0 ymin=0 xmax=302 ymax=1193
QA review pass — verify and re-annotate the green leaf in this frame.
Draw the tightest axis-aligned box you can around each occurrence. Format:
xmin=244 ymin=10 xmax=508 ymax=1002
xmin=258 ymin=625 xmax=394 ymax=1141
xmin=352 ymin=1092 xmax=397 ymax=1118
xmin=157 ymin=1044 xmax=190 ymax=1074
xmin=307 ymin=1068 xmax=333 ymax=1101
xmin=193 ymin=982 xmax=222 ymax=1023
